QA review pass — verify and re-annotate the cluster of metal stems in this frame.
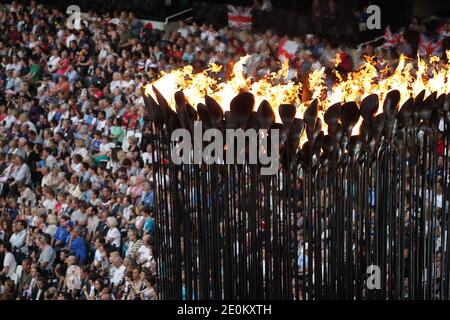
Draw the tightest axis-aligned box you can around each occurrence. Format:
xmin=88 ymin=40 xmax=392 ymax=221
xmin=143 ymin=87 xmax=450 ymax=300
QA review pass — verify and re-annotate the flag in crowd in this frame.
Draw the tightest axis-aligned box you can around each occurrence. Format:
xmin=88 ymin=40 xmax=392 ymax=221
xmin=383 ymin=26 xmax=403 ymax=48
xmin=227 ymin=5 xmax=253 ymax=30
xmin=419 ymin=33 xmax=444 ymax=56
xmin=277 ymin=38 xmax=299 ymax=61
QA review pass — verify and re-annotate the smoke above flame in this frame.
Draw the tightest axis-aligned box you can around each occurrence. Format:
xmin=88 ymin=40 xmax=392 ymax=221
xmin=145 ymin=51 xmax=450 ymax=136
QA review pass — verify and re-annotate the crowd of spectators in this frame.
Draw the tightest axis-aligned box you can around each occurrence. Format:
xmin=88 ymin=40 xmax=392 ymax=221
xmin=0 ymin=0 xmax=448 ymax=300
xmin=0 ymin=1 xmax=159 ymax=300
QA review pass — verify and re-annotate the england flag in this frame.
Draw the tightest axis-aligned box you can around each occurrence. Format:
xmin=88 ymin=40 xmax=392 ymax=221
xmin=277 ymin=38 xmax=299 ymax=61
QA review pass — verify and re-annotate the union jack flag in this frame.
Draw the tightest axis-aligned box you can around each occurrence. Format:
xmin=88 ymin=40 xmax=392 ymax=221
xmin=418 ymin=33 xmax=444 ymax=57
xmin=227 ymin=5 xmax=252 ymax=30
xmin=383 ymin=26 xmax=402 ymax=48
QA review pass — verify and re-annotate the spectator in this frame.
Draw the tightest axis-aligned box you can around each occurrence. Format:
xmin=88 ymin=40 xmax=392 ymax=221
xmin=31 ymin=276 xmax=46 ymax=300
xmin=15 ymin=258 xmax=32 ymax=296
xmin=0 ymin=241 xmax=17 ymax=279
xmin=68 ymin=227 xmax=87 ymax=265
xmin=36 ymin=233 xmax=56 ymax=274
xmin=106 ymin=216 xmax=121 ymax=249
xmin=9 ymin=220 xmax=27 ymax=262
xmin=125 ymin=228 xmax=143 ymax=259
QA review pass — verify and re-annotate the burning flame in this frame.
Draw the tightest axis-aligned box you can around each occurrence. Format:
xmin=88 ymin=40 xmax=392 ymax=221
xmin=145 ymin=51 xmax=450 ymax=139
xmin=144 ymin=56 xmax=301 ymax=123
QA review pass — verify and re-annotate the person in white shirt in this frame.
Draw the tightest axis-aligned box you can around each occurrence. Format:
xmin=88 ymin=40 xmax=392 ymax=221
xmin=3 ymin=109 xmax=17 ymax=130
xmin=137 ymin=235 xmax=154 ymax=269
xmin=42 ymin=147 xmax=58 ymax=169
xmin=67 ymin=176 xmax=82 ymax=199
xmin=435 ymin=181 xmax=444 ymax=209
xmin=109 ymin=72 xmax=127 ymax=92
xmin=10 ymin=155 xmax=31 ymax=185
xmin=72 ymin=139 xmax=88 ymax=159
xmin=140 ymin=273 xmax=157 ymax=300
xmin=64 ymin=256 xmax=82 ymax=292
xmin=0 ymin=155 xmax=31 ymax=197
xmin=137 ymin=244 xmax=151 ymax=266
xmin=37 ymin=76 xmax=56 ymax=97
xmin=47 ymin=49 xmax=61 ymax=73
xmin=41 ymin=167 xmax=56 ymax=187
xmin=42 ymin=189 xmax=58 ymax=212
xmin=200 ymin=24 xmax=210 ymax=42
xmin=17 ymin=182 xmax=36 ymax=207
xmin=106 ymin=217 xmax=121 ymax=248
xmin=0 ymin=242 xmax=17 ymax=279
xmin=212 ymin=37 xmax=226 ymax=53
xmin=9 ymin=220 xmax=27 ymax=256
xmin=6 ymin=56 xmax=23 ymax=74
xmin=177 ymin=20 xmax=190 ymax=39
xmin=71 ymin=205 xmax=88 ymax=226
xmin=65 ymin=31 xmax=78 ymax=48
xmin=17 ymin=113 xmax=37 ymax=133
xmin=205 ymin=26 xmax=218 ymax=47
xmin=94 ymin=110 xmax=108 ymax=133
xmin=109 ymin=256 xmax=126 ymax=287
xmin=93 ymin=239 xmax=109 ymax=270
xmin=94 ymin=135 xmax=112 ymax=166
xmin=45 ymin=214 xmax=58 ymax=238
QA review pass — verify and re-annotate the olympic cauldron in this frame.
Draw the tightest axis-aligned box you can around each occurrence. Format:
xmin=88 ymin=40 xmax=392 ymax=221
xmin=142 ymin=54 xmax=450 ymax=300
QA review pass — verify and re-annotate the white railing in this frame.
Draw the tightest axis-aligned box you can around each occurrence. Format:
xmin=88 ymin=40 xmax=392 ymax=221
xmin=357 ymin=35 xmax=385 ymax=50
xmin=164 ymin=8 xmax=193 ymax=24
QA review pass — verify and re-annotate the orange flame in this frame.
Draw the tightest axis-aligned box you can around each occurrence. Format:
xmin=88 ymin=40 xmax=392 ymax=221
xmin=145 ymin=51 xmax=450 ymax=141
xmin=144 ymin=56 xmax=302 ymax=123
